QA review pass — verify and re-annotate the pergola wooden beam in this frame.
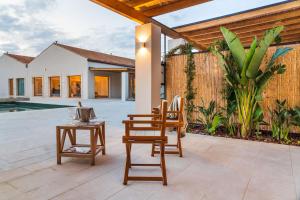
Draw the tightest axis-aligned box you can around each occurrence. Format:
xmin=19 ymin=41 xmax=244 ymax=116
xmin=127 ymin=0 xmax=153 ymax=7
xmin=183 ymin=9 xmax=300 ymax=37
xmin=89 ymin=67 xmax=134 ymax=72
xmin=90 ymin=0 xmax=207 ymax=50
xmin=175 ymin=1 xmax=300 ymax=33
xmin=200 ymin=33 xmax=300 ymax=47
xmin=175 ymin=1 xmax=300 ymax=50
xmin=91 ymin=0 xmax=180 ymax=38
xmin=143 ymin=0 xmax=210 ymax=17
xmin=193 ymin=22 xmax=300 ymax=42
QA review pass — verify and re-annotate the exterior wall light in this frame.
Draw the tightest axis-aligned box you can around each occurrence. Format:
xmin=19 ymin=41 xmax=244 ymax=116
xmin=142 ymin=42 xmax=146 ymax=48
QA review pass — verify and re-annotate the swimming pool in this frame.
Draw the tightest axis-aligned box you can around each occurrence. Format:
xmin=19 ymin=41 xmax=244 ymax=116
xmin=0 ymin=102 xmax=72 ymax=113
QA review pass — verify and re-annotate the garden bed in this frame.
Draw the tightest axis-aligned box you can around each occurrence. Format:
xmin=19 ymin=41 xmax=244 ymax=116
xmin=189 ymin=123 xmax=300 ymax=147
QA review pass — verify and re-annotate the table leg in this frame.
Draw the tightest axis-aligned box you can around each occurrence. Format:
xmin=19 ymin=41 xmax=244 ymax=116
xmin=56 ymin=128 xmax=61 ymax=165
xmin=72 ymin=128 xmax=76 ymax=145
xmin=90 ymin=129 xmax=96 ymax=165
xmin=102 ymin=123 xmax=106 ymax=155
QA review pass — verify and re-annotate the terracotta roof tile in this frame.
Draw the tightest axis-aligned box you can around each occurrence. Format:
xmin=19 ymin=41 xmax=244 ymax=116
xmin=55 ymin=43 xmax=135 ymax=68
xmin=6 ymin=53 xmax=34 ymax=64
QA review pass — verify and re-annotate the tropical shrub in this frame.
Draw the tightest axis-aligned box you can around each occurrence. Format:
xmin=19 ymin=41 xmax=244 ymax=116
xmin=210 ymin=26 xmax=292 ymax=138
xmin=221 ymin=84 xmax=237 ymax=136
xmin=197 ymin=100 xmax=222 ymax=135
xmin=269 ymin=100 xmax=291 ymax=142
xmin=290 ymin=106 xmax=300 ymax=127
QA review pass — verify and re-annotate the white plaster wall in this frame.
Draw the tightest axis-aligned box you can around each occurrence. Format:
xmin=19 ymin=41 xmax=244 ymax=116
xmin=0 ymin=55 xmax=28 ymax=98
xmin=28 ymin=44 xmax=89 ymax=99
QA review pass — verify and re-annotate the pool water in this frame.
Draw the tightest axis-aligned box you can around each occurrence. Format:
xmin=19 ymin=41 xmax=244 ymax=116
xmin=0 ymin=102 xmax=72 ymax=113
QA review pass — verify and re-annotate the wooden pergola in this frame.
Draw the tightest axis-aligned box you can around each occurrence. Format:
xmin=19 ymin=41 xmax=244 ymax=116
xmin=175 ymin=0 xmax=300 ymax=50
xmin=91 ymin=0 xmax=300 ymax=50
xmin=91 ymin=0 xmax=210 ymax=49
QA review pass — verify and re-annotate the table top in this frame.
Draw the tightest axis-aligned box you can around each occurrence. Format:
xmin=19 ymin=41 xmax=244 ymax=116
xmin=56 ymin=120 xmax=105 ymax=129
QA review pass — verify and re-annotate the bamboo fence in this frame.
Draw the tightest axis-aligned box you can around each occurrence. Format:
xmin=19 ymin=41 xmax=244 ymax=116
xmin=166 ymin=43 xmax=300 ymax=131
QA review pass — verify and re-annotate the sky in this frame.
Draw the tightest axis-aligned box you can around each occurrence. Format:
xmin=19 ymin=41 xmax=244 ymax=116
xmin=0 ymin=0 xmax=286 ymax=59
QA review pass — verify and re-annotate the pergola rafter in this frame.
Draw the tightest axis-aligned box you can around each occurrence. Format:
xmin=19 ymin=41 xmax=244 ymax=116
xmin=91 ymin=0 xmax=300 ymax=50
xmin=175 ymin=1 xmax=300 ymax=49
xmin=90 ymin=0 xmax=210 ymax=50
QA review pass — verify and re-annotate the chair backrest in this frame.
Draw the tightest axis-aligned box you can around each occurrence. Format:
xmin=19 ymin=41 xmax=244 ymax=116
xmin=123 ymin=100 xmax=168 ymax=143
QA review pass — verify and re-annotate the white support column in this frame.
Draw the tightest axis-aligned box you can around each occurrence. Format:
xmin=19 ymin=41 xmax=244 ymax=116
xmin=135 ymin=23 xmax=161 ymax=113
xmin=121 ymin=71 xmax=129 ymax=101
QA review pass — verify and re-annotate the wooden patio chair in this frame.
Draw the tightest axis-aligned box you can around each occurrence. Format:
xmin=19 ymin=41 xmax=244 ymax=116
xmin=151 ymin=96 xmax=185 ymax=157
xmin=122 ymin=100 xmax=168 ymax=185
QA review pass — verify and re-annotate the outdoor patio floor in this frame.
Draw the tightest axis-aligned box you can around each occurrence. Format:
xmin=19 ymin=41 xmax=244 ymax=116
xmin=0 ymin=99 xmax=299 ymax=200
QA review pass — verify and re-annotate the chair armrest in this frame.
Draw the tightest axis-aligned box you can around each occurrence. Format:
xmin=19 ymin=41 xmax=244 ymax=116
xmin=127 ymin=114 xmax=161 ymax=118
xmin=122 ymin=120 xmax=162 ymax=124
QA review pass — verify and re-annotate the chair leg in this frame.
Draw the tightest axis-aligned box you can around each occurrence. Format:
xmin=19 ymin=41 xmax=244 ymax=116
xmin=123 ymin=143 xmax=131 ymax=185
xmin=160 ymin=143 xmax=167 ymax=186
xmin=151 ymin=143 xmax=155 ymax=157
xmin=129 ymin=143 xmax=132 ymax=168
xmin=177 ymin=127 xmax=183 ymax=157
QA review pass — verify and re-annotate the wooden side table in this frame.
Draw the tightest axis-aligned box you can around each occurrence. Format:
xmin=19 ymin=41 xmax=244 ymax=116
xmin=56 ymin=121 xmax=105 ymax=165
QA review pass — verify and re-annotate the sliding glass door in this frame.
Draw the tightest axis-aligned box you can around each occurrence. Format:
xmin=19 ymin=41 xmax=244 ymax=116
xmin=16 ymin=78 xmax=25 ymax=96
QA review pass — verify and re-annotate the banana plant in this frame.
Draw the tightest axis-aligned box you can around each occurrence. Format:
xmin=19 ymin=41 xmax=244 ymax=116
xmin=211 ymin=26 xmax=292 ymax=138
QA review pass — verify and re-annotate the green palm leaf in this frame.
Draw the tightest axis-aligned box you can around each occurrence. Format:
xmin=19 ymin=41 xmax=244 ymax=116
xmin=246 ymin=26 xmax=284 ymax=79
xmin=220 ymin=26 xmax=245 ymax=71
xmin=241 ymin=37 xmax=257 ymax=85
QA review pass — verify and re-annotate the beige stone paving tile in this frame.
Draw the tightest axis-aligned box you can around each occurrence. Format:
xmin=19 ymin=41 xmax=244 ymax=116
xmin=0 ymin=145 xmax=54 ymax=163
xmin=0 ymin=167 xmax=31 ymax=183
xmin=24 ymin=177 xmax=85 ymax=200
xmin=0 ymin=158 xmax=11 ymax=171
xmin=148 ymin=183 xmax=205 ymax=200
xmin=243 ymin=174 xmax=296 ymax=200
xmin=7 ymin=152 xmax=56 ymax=170
xmin=69 ymin=168 xmax=126 ymax=200
xmin=51 ymin=189 xmax=95 ymax=200
xmin=257 ymin=143 xmax=291 ymax=164
xmin=0 ymin=182 xmax=23 ymax=200
xmin=201 ymin=173 xmax=249 ymax=200
xmin=254 ymin=161 xmax=293 ymax=180
xmin=290 ymin=146 xmax=300 ymax=200
xmin=9 ymin=163 xmax=88 ymax=192
xmin=8 ymin=167 xmax=75 ymax=192
xmin=107 ymin=187 xmax=155 ymax=200
xmin=23 ymin=158 xmax=57 ymax=172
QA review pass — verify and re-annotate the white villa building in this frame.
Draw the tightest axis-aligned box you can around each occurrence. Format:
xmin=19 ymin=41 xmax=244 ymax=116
xmin=0 ymin=42 xmax=135 ymax=100
xmin=0 ymin=53 xmax=34 ymax=98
